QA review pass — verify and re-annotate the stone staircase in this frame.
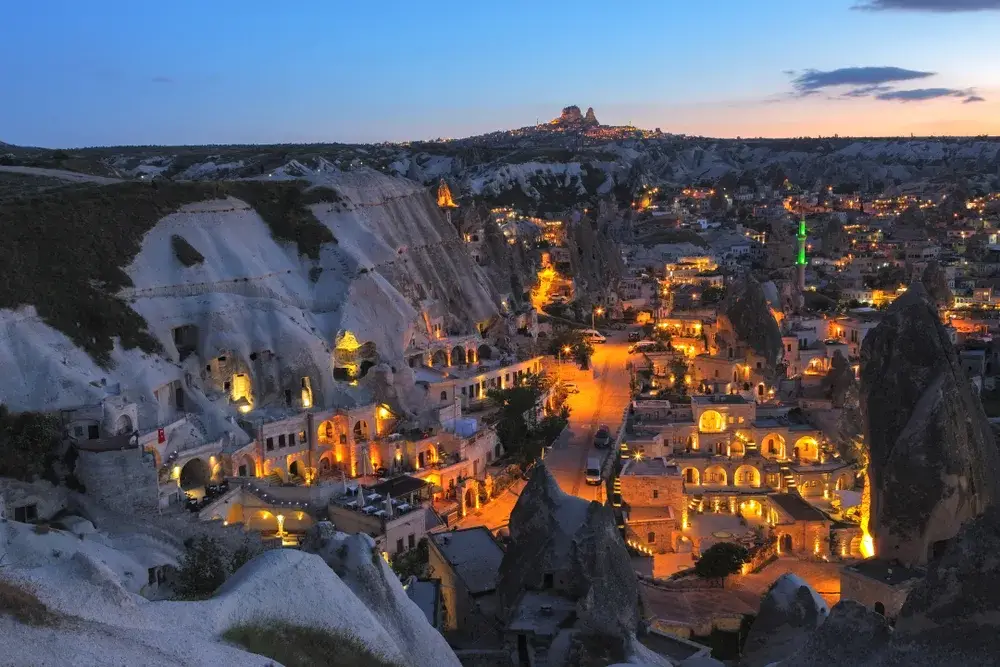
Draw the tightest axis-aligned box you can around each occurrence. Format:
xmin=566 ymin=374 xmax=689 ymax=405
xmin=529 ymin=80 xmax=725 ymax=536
xmin=780 ymin=465 xmax=797 ymax=492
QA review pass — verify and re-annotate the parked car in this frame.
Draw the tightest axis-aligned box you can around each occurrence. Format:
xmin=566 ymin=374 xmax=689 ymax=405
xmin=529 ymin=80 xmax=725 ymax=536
xmin=563 ymin=381 xmax=580 ymax=394
xmin=628 ymin=331 xmax=642 ymax=342
xmin=581 ymin=329 xmax=607 ymax=344
xmin=585 ymin=456 xmax=605 ymax=486
xmin=628 ymin=340 xmax=661 ymax=354
xmin=594 ymin=424 xmax=612 ymax=448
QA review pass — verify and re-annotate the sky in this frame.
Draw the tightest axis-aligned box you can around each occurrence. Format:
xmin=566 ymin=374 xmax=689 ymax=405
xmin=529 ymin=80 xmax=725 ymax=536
xmin=3 ymin=0 xmax=1000 ymax=147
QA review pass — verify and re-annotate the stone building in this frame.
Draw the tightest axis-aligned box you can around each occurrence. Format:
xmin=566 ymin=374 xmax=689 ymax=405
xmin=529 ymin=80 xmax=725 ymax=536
xmin=840 ymin=560 xmax=923 ymax=620
xmin=619 ymin=457 xmax=685 ymax=554
xmin=428 ymin=527 xmax=504 ymax=638
xmin=766 ymin=492 xmax=832 ymax=557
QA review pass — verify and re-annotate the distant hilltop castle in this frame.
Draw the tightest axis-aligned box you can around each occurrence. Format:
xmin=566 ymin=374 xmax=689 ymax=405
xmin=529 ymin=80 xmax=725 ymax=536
xmin=550 ymin=105 xmax=600 ymax=128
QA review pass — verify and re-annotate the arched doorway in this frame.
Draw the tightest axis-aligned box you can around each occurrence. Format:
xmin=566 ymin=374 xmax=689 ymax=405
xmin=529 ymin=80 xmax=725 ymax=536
xmin=683 ymin=467 xmax=700 ymax=485
xmin=115 ymin=414 xmax=134 ymax=435
xmin=465 ymin=488 xmax=475 ymax=509
xmin=451 ymin=346 xmax=466 ymax=366
xmin=418 ymin=452 xmax=426 ymax=468
xmin=477 ymin=344 xmax=492 ymax=361
xmin=780 ymin=533 xmax=793 ymax=554
xmin=353 ymin=420 xmax=370 ymax=442
xmin=698 ymin=410 xmax=726 ymax=433
xmin=289 ymin=460 xmax=303 ymax=479
xmin=874 ymin=601 xmax=885 ymax=616
xmin=836 ymin=475 xmax=850 ymax=491
xmin=794 ymin=437 xmax=819 ymax=461
xmin=431 ymin=349 xmax=448 ymax=367
xmin=704 ymin=465 xmax=727 ymax=486
xmin=179 ymin=458 xmax=210 ymax=490
xmin=762 ymin=433 xmax=785 ymax=459
xmin=234 ymin=455 xmax=255 ymax=477
xmin=849 ymin=536 xmax=862 ymax=557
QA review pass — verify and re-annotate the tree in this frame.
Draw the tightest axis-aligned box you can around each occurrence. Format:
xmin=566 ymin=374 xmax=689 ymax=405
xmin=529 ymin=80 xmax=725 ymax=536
xmin=0 ymin=405 xmax=62 ymax=482
xmin=391 ymin=538 xmax=429 ymax=579
xmin=548 ymin=329 xmax=593 ymax=370
xmin=700 ymin=285 xmax=726 ymax=304
xmin=175 ymin=536 xmax=229 ymax=599
xmin=695 ymin=542 xmax=749 ymax=580
xmin=488 ymin=375 xmax=568 ymax=468
xmin=670 ymin=358 xmax=690 ymax=396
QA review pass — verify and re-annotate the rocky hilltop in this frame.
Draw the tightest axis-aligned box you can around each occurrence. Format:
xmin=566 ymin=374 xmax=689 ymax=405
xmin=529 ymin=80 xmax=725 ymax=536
xmin=860 ymin=282 xmax=1000 ymax=567
xmin=0 ymin=166 xmax=500 ymax=426
xmin=0 ymin=509 xmax=458 ymax=667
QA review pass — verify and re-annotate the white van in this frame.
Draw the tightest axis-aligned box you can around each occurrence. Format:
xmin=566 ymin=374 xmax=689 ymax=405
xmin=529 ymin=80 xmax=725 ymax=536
xmin=585 ymin=456 xmax=604 ymax=486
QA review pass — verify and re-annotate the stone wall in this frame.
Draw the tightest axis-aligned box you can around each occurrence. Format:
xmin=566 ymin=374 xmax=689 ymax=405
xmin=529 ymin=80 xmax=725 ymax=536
xmin=624 ymin=518 xmax=676 ymax=554
xmin=75 ymin=448 xmax=159 ymax=515
xmin=840 ymin=567 xmax=918 ymax=619
xmin=620 ymin=475 xmax=684 ymax=513
xmin=0 ymin=479 xmax=68 ymax=522
xmin=776 ymin=519 xmax=830 ymax=557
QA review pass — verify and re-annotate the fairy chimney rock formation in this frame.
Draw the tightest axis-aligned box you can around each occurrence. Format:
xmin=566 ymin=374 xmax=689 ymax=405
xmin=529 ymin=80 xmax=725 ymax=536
xmin=860 ymin=281 xmax=1000 ymax=567
xmin=716 ymin=276 xmax=784 ymax=373
xmin=497 ymin=464 xmax=640 ymax=639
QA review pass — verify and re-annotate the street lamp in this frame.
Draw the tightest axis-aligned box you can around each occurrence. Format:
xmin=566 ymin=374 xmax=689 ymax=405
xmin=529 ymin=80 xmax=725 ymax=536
xmin=592 ymin=306 xmax=604 ymax=330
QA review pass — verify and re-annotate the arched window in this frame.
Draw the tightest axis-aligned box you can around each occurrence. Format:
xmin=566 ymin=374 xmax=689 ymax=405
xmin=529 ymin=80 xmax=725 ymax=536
xmin=440 ymin=390 xmax=448 ymax=401
xmin=647 ymin=532 xmax=655 ymax=544
xmin=874 ymin=601 xmax=885 ymax=616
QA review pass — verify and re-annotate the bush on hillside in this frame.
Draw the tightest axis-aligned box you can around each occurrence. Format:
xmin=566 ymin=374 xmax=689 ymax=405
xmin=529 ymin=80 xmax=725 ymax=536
xmin=0 ymin=405 xmax=62 ymax=482
xmin=223 ymin=621 xmax=402 ymax=667
xmin=0 ymin=577 xmax=62 ymax=626
xmin=171 ymin=234 xmax=204 ymax=267
xmin=175 ymin=536 xmax=229 ymax=599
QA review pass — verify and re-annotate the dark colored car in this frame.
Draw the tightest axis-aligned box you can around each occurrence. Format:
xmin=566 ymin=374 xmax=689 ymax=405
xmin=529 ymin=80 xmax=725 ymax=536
xmin=628 ymin=331 xmax=641 ymax=342
xmin=594 ymin=425 xmax=612 ymax=449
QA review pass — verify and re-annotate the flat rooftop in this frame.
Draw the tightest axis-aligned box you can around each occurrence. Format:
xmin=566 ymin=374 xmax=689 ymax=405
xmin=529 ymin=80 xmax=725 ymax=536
xmin=769 ymin=493 xmax=828 ymax=522
xmin=621 ymin=457 xmax=682 ymax=477
xmin=693 ymin=394 xmax=748 ymax=405
xmin=506 ymin=591 xmax=577 ymax=637
xmin=405 ymin=579 xmax=440 ymax=627
xmin=846 ymin=558 xmax=924 ymax=587
xmin=430 ymin=527 xmax=504 ymax=595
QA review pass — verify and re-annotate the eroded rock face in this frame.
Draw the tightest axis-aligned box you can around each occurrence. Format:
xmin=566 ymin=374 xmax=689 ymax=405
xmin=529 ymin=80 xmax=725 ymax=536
xmin=740 ymin=573 xmax=828 ymax=667
xmin=497 ymin=464 xmax=640 ymax=639
xmin=888 ymin=506 xmax=1000 ymax=663
xmin=584 ymin=107 xmax=599 ymax=125
xmin=920 ymin=260 xmax=952 ymax=308
xmin=716 ymin=277 xmax=783 ymax=372
xmin=860 ymin=282 xmax=1000 ymax=567
xmin=774 ymin=600 xmax=891 ymax=666
xmin=301 ymin=522 xmax=462 ymax=667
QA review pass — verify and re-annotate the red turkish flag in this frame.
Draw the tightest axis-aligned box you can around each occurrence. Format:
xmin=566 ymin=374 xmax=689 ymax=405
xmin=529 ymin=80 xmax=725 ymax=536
xmin=158 ymin=428 xmax=165 ymax=444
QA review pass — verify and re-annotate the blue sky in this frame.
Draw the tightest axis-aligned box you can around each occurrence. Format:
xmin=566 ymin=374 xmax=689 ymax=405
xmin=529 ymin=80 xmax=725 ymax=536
xmin=3 ymin=0 xmax=999 ymax=146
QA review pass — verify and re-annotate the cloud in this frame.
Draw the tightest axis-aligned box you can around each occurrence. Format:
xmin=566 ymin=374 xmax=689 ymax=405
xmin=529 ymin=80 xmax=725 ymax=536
xmin=151 ymin=75 xmax=174 ymax=84
xmin=842 ymin=84 xmax=894 ymax=98
xmin=790 ymin=66 xmax=934 ymax=95
xmin=853 ymin=0 xmax=1000 ymax=11
xmin=963 ymin=95 xmax=987 ymax=103
xmin=874 ymin=88 xmax=970 ymax=101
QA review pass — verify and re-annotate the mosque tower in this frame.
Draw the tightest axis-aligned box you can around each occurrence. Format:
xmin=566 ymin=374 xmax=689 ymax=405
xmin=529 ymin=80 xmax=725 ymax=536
xmin=796 ymin=217 xmax=808 ymax=292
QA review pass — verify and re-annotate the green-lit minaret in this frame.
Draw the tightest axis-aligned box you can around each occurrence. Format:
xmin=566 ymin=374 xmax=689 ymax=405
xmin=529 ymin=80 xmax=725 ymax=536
xmin=796 ymin=217 xmax=807 ymax=291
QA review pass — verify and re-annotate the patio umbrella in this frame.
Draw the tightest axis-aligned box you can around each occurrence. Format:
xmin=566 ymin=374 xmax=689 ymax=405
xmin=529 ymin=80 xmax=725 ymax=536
xmin=384 ymin=493 xmax=393 ymax=518
xmin=358 ymin=486 xmax=366 ymax=508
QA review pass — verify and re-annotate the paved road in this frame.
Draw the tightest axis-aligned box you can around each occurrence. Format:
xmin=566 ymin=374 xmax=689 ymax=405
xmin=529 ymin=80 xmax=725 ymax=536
xmin=543 ymin=331 xmax=634 ymax=503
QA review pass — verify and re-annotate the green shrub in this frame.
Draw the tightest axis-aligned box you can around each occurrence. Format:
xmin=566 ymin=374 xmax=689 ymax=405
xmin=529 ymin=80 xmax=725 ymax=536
xmin=175 ymin=536 xmax=229 ymax=599
xmin=223 ymin=621 xmax=402 ymax=667
xmin=171 ymin=234 xmax=204 ymax=267
xmin=0 ymin=405 xmax=62 ymax=482
xmin=695 ymin=542 xmax=749 ymax=580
